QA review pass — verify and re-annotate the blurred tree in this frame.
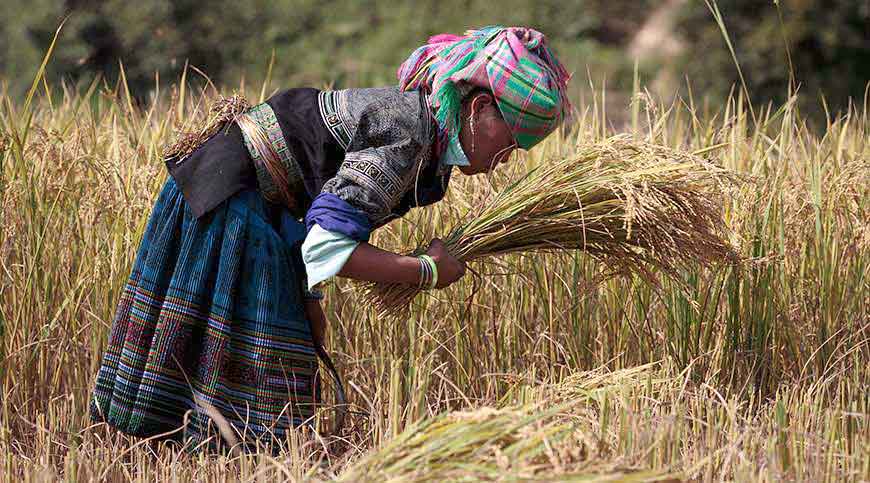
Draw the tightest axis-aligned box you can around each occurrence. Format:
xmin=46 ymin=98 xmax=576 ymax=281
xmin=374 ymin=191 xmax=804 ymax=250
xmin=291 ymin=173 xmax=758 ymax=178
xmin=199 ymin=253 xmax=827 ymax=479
xmin=2 ymin=0 xmax=654 ymax=99
xmin=675 ymin=0 xmax=870 ymax=118
xmin=1 ymin=0 xmax=864 ymax=120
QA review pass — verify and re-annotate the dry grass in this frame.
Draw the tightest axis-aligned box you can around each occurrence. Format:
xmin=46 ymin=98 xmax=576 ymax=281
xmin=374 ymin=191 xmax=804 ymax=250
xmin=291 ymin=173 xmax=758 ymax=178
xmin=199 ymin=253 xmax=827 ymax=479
xmin=0 ymin=49 xmax=868 ymax=482
xmin=161 ymin=94 xmax=251 ymax=162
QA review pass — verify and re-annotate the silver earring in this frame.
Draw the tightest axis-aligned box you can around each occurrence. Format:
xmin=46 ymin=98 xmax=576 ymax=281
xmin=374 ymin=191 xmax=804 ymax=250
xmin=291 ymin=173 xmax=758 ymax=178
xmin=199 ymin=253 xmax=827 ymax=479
xmin=469 ymin=114 xmax=476 ymax=153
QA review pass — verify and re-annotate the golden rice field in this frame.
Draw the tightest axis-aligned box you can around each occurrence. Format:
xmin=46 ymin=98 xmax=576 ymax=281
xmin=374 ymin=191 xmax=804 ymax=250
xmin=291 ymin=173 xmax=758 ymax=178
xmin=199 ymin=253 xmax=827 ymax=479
xmin=1 ymin=58 xmax=868 ymax=481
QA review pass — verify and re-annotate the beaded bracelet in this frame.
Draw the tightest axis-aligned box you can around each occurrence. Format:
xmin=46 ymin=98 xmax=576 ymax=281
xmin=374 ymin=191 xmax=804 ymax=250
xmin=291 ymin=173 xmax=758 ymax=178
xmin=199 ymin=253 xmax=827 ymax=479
xmin=418 ymin=255 xmax=438 ymax=290
xmin=417 ymin=256 xmax=431 ymax=289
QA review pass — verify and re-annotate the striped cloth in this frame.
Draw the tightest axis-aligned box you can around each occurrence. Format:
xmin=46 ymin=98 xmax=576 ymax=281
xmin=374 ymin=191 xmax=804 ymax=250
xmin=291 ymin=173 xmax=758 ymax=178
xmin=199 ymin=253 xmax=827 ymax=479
xmin=397 ymin=25 xmax=573 ymax=152
xmin=89 ymin=176 xmax=318 ymax=453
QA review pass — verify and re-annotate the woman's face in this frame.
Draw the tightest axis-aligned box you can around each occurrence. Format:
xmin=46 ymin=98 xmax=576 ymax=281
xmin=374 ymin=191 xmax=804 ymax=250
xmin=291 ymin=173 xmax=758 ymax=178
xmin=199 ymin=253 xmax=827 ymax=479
xmin=457 ymin=92 xmax=517 ymax=175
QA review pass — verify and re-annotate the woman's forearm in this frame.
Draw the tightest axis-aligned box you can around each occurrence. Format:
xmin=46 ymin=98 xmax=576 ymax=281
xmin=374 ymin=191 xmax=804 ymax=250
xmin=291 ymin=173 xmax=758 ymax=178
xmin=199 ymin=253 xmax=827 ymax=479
xmin=336 ymin=242 xmax=421 ymax=285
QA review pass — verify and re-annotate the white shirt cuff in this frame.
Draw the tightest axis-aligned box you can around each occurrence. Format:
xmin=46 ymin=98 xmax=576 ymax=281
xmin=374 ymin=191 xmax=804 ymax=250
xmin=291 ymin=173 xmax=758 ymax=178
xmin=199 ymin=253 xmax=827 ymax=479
xmin=301 ymin=223 xmax=360 ymax=290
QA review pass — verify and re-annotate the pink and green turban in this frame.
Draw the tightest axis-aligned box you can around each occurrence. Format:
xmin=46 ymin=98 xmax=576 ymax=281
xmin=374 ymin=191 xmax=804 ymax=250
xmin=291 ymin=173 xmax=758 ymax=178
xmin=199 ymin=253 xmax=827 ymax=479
xmin=397 ymin=25 xmax=573 ymax=152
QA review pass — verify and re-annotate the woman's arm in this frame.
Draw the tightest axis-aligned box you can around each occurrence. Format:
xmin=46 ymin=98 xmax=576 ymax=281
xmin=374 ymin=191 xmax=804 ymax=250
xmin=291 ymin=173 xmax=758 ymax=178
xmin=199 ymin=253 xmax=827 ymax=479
xmin=337 ymin=239 xmax=465 ymax=288
xmin=304 ymin=240 xmax=464 ymax=349
xmin=336 ymin=242 xmax=420 ymax=285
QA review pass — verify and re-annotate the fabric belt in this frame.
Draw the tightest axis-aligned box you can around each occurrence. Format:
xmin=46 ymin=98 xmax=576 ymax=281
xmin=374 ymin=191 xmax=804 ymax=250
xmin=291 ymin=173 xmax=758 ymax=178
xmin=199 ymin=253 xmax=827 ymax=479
xmin=236 ymin=102 xmax=306 ymax=217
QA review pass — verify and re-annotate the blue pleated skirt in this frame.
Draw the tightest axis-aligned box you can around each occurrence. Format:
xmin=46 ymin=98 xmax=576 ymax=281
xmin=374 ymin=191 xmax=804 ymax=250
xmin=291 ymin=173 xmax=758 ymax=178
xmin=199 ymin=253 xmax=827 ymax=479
xmin=90 ymin=176 xmax=318 ymax=452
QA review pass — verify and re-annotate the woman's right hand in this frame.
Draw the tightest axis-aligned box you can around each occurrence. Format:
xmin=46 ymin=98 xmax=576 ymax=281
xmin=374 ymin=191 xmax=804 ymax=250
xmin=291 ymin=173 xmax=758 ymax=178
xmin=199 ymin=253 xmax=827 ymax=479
xmin=426 ymin=239 xmax=466 ymax=288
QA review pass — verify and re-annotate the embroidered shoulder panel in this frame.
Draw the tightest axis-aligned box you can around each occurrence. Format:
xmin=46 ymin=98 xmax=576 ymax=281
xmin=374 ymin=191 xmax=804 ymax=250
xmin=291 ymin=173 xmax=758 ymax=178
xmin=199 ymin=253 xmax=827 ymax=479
xmin=317 ymin=90 xmax=352 ymax=150
xmin=318 ymin=86 xmax=436 ymax=228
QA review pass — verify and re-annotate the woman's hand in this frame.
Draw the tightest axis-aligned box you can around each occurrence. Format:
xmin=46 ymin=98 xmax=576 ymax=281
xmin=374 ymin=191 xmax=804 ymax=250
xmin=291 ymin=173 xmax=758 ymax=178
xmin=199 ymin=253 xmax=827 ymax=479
xmin=426 ymin=239 xmax=466 ymax=288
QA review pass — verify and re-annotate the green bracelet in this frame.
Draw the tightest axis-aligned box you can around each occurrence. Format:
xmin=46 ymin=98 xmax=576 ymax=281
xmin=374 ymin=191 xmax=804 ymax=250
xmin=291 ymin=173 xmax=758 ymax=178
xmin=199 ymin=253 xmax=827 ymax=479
xmin=418 ymin=254 xmax=438 ymax=290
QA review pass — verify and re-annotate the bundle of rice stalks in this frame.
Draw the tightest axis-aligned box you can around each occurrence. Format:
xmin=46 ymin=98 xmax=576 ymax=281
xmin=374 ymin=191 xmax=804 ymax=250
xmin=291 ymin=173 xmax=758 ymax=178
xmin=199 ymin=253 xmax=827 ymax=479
xmin=366 ymin=135 xmax=740 ymax=316
xmin=335 ymin=363 xmax=677 ymax=481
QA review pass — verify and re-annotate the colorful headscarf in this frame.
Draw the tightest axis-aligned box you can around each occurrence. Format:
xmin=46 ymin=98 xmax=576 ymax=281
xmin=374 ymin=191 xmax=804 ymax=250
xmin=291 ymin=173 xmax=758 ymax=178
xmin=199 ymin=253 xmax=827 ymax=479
xmin=397 ymin=26 xmax=573 ymax=154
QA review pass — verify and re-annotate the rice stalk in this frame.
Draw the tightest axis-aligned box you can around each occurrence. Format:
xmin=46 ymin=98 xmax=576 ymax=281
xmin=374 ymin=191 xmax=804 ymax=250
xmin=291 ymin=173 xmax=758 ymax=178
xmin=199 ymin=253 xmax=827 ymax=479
xmin=161 ymin=94 xmax=251 ymax=163
xmin=365 ymin=135 xmax=741 ymax=317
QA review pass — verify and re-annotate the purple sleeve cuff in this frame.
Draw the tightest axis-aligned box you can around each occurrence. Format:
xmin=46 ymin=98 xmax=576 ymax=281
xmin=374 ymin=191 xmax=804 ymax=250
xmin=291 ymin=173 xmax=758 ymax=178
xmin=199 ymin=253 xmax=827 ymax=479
xmin=304 ymin=193 xmax=372 ymax=242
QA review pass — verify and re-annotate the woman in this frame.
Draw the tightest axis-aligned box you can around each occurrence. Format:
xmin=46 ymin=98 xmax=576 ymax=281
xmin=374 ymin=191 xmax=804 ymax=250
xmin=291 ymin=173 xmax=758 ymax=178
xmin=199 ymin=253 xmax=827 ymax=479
xmin=89 ymin=25 xmax=572 ymax=452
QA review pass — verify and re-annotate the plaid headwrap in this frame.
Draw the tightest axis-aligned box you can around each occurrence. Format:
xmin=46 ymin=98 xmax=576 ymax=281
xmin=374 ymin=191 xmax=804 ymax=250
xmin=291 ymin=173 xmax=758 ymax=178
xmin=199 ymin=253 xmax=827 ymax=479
xmin=397 ymin=26 xmax=573 ymax=153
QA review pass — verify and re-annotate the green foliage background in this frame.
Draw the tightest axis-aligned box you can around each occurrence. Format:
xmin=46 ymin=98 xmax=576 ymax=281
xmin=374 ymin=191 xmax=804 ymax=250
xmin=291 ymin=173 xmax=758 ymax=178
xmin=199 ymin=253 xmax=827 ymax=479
xmin=1 ymin=0 xmax=868 ymax=118
xmin=676 ymin=0 xmax=870 ymax=118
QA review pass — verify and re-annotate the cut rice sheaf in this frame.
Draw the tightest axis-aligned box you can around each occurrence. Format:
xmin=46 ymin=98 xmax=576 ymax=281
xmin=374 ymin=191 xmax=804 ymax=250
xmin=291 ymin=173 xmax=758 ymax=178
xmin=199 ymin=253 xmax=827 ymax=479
xmin=364 ymin=135 xmax=741 ymax=317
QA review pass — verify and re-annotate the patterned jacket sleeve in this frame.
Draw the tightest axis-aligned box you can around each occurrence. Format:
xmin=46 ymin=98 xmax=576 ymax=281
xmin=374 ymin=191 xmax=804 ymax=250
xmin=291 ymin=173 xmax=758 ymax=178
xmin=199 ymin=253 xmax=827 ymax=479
xmin=304 ymin=88 xmax=432 ymax=241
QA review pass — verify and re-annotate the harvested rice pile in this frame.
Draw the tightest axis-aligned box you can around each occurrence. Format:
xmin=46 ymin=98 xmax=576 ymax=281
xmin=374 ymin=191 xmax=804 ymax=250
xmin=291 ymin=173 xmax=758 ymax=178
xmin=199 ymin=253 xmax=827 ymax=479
xmin=366 ymin=135 xmax=740 ymax=316
xmin=336 ymin=363 xmax=675 ymax=481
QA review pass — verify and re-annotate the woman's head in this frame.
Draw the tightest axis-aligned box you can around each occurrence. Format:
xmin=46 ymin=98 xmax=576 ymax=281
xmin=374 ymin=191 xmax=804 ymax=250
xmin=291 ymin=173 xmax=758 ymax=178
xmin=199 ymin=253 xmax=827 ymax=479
xmin=397 ymin=26 xmax=573 ymax=170
xmin=456 ymin=87 xmax=517 ymax=175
